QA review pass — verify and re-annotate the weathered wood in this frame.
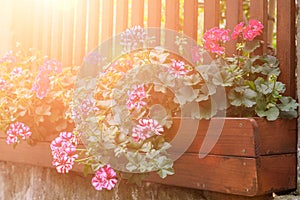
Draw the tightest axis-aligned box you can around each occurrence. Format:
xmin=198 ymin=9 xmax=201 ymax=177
xmin=183 ymin=0 xmax=198 ymax=40
xmin=204 ymin=0 xmax=220 ymax=30
xmin=0 ymin=118 xmax=296 ymax=197
xmin=277 ymin=0 xmax=296 ymax=98
xmin=131 ymin=0 xmax=144 ymax=26
xmin=258 ymin=154 xmax=297 ymax=195
xmin=164 ymin=0 xmax=180 ymax=51
xmin=73 ymin=0 xmax=87 ymax=66
xmin=100 ymin=0 xmax=114 ymax=42
xmin=61 ymin=1 xmax=75 ymax=66
xmin=87 ymin=0 xmax=100 ymax=54
xmin=148 ymin=0 xmax=161 ymax=46
xmin=116 ymin=0 xmax=129 ymax=34
xmin=255 ymin=118 xmax=297 ymax=155
xmin=50 ymin=2 xmax=63 ymax=62
xmin=249 ymin=0 xmax=268 ymax=54
xmin=225 ymin=0 xmax=243 ymax=55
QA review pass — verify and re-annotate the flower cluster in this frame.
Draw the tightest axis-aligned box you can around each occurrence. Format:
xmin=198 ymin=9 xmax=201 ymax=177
xmin=92 ymin=165 xmax=118 ymax=191
xmin=0 ymin=44 xmax=76 ymax=145
xmin=6 ymin=122 xmax=32 ymax=145
xmin=231 ymin=20 xmax=264 ymax=41
xmin=32 ymin=59 xmax=62 ymax=99
xmin=204 ymin=19 xmax=264 ymax=56
xmin=203 ymin=27 xmax=230 ymax=55
xmin=50 ymin=131 xmax=79 ymax=173
xmin=168 ymin=60 xmax=190 ymax=78
xmin=131 ymin=118 xmax=164 ymax=142
xmin=126 ymin=84 xmax=147 ymax=111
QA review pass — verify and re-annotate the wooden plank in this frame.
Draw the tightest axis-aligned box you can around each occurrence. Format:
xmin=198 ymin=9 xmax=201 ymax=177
xmin=258 ymin=154 xmax=297 ymax=195
xmin=41 ymin=1 xmax=53 ymax=58
xmin=87 ymin=0 xmax=100 ymax=52
xmin=183 ymin=0 xmax=198 ymax=40
xmin=166 ymin=118 xmax=257 ymax=157
xmin=73 ymin=0 xmax=87 ymax=66
xmin=148 ymin=0 xmax=161 ymax=46
xmin=165 ymin=0 xmax=179 ymax=49
xmin=50 ymin=2 xmax=63 ymax=62
xmin=165 ymin=0 xmax=179 ymax=31
xmin=148 ymin=0 xmax=161 ymax=28
xmin=0 ymin=139 xmax=258 ymax=196
xmin=32 ymin=0 xmax=44 ymax=54
xmin=147 ymin=154 xmax=259 ymax=196
xmin=101 ymin=0 xmax=114 ymax=42
xmin=204 ymin=0 xmax=220 ymax=30
xmin=256 ymin=118 xmax=297 ymax=155
xmin=249 ymin=0 xmax=268 ymax=54
xmin=115 ymin=0 xmax=128 ymax=35
xmin=61 ymin=0 xmax=75 ymax=66
xmin=276 ymin=0 xmax=296 ymax=98
xmin=131 ymin=0 xmax=144 ymax=26
xmin=225 ymin=0 xmax=243 ymax=55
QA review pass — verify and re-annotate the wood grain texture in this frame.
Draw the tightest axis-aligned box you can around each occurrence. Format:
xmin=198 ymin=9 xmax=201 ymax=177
xmin=131 ymin=0 xmax=144 ymax=26
xmin=183 ymin=0 xmax=198 ymax=40
xmin=204 ymin=0 xmax=220 ymax=30
xmin=0 ymin=118 xmax=296 ymax=197
xmin=249 ymin=0 xmax=268 ymax=54
xmin=225 ymin=0 xmax=243 ymax=56
xmin=277 ymin=0 xmax=296 ymax=98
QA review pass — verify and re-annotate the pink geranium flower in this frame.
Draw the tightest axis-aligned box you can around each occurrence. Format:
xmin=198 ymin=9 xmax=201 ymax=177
xmin=92 ymin=165 xmax=118 ymax=191
xmin=243 ymin=19 xmax=264 ymax=41
xmin=131 ymin=118 xmax=164 ymax=142
xmin=231 ymin=22 xmax=245 ymax=40
xmin=126 ymin=84 xmax=147 ymax=111
xmin=203 ymin=27 xmax=230 ymax=55
xmin=50 ymin=131 xmax=79 ymax=173
xmin=6 ymin=122 xmax=32 ymax=144
xmin=168 ymin=60 xmax=189 ymax=78
xmin=52 ymin=150 xmax=77 ymax=174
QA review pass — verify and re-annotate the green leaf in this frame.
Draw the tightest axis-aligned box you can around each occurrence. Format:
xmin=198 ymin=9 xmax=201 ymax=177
xmin=265 ymin=106 xmax=280 ymax=121
xmin=157 ymin=167 xmax=174 ymax=179
xmin=244 ymin=40 xmax=261 ymax=53
xmin=278 ymin=96 xmax=298 ymax=112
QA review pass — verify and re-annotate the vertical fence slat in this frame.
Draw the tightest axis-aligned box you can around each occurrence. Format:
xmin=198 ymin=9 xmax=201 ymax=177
xmin=165 ymin=0 xmax=179 ymax=48
xmin=12 ymin=0 xmax=35 ymax=50
xmin=0 ymin=0 xmax=13 ymax=54
xmin=165 ymin=0 xmax=179 ymax=31
xmin=148 ymin=0 xmax=162 ymax=27
xmin=131 ymin=0 xmax=144 ymax=26
xmin=148 ymin=0 xmax=161 ymax=46
xmin=204 ymin=0 xmax=220 ymax=31
xmin=277 ymin=0 xmax=296 ymax=98
xmin=61 ymin=1 xmax=75 ymax=66
xmin=249 ymin=0 xmax=268 ymax=54
xmin=101 ymin=0 xmax=114 ymax=42
xmin=74 ymin=0 xmax=87 ymax=66
xmin=87 ymin=0 xmax=100 ymax=52
xmin=32 ymin=0 xmax=43 ymax=53
xmin=116 ymin=0 xmax=128 ymax=34
xmin=51 ymin=4 xmax=63 ymax=62
xmin=183 ymin=0 xmax=198 ymax=40
xmin=225 ymin=0 xmax=243 ymax=55
xmin=41 ymin=1 xmax=53 ymax=57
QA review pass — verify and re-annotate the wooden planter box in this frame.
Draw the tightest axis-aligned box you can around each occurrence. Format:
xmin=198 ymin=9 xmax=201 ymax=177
xmin=0 ymin=117 xmax=296 ymax=197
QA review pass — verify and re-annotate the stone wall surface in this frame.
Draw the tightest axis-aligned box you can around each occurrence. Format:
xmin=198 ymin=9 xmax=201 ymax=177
xmin=0 ymin=161 xmax=208 ymax=200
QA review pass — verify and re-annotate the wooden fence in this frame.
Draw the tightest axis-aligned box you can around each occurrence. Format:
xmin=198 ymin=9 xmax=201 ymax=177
xmin=0 ymin=0 xmax=296 ymax=96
